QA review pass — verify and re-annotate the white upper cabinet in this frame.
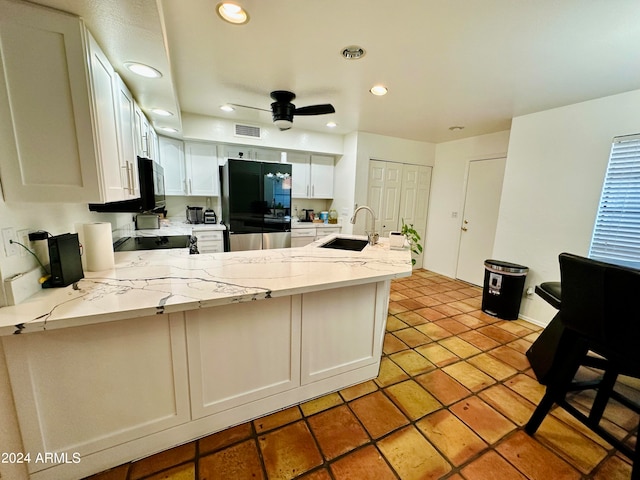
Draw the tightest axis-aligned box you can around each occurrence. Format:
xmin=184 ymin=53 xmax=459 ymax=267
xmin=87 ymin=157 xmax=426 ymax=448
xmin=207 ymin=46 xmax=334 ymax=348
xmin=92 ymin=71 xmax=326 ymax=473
xmin=185 ymin=142 xmax=219 ymax=196
xmin=286 ymin=153 xmax=334 ymax=199
xmin=158 ymin=136 xmax=187 ymax=196
xmin=134 ymin=104 xmax=156 ymax=160
xmin=310 ymin=155 xmax=334 ymax=198
xmin=113 ymin=73 xmax=139 ymax=199
xmin=287 ymin=153 xmax=311 ymax=198
xmin=0 ymin=0 xmax=100 ymax=202
xmin=0 ymin=0 xmax=139 ymax=203
xmin=158 ymin=137 xmax=219 ymax=197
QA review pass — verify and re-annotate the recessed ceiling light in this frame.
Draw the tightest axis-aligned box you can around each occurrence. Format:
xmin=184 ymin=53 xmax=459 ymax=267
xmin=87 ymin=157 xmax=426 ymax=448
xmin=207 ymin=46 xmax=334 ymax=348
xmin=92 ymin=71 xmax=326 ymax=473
xmin=150 ymin=108 xmax=174 ymax=117
xmin=216 ymin=2 xmax=250 ymax=24
xmin=448 ymin=125 xmax=465 ymax=131
xmin=341 ymin=45 xmax=366 ymax=60
xmin=158 ymin=126 xmax=179 ymax=133
xmin=124 ymin=62 xmax=162 ymax=78
xmin=220 ymin=105 xmax=235 ymax=112
xmin=370 ymin=85 xmax=388 ymax=96
xmin=326 ymin=121 xmax=337 ymax=128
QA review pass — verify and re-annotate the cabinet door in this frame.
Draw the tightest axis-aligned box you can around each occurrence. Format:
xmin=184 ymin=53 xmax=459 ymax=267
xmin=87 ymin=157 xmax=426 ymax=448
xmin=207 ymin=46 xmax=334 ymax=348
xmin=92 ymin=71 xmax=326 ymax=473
xmin=88 ymin=33 xmax=126 ymax=203
xmin=310 ymin=155 xmax=334 ymax=198
xmin=185 ymin=142 xmax=219 ymax=196
xmin=0 ymin=0 xmax=101 ymax=202
xmin=2 ymin=315 xmax=190 ymax=475
xmin=158 ymin=135 xmax=187 ymax=195
xmin=186 ymin=297 xmax=301 ymax=419
xmin=287 ymin=152 xmax=311 ymax=198
xmin=301 ymin=283 xmax=385 ymax=384
xmin=114 ymin=74 xmax=139 ymax=199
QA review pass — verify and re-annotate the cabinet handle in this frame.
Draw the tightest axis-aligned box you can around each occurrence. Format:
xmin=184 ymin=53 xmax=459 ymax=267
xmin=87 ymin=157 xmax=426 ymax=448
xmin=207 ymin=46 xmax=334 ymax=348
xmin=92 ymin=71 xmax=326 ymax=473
xmin=312 ymin=185 xmax=314 ymax=197
xmin=188 ymin=179 xmax=192 ymax=195
xmin=142 ymin=134 xmax=148 ymax=155
xmin=306 ymin=185 xmax=309 ymax=197
xmin=128 ymin=163 xmax=135 ymax=193
xmin=121 ymin=165 xmax=130 ymax=193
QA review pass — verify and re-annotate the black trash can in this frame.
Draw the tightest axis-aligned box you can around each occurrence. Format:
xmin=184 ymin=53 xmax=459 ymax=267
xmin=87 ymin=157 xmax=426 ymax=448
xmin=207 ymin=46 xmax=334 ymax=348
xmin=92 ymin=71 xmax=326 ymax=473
xmin=481 ymin=260 xmax=528 ymax=320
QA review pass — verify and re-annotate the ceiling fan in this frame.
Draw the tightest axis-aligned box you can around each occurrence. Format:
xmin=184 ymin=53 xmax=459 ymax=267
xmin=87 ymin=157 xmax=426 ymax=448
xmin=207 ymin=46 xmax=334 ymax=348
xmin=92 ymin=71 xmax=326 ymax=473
xmin=230 ymin=90 xmax=335 ymax=131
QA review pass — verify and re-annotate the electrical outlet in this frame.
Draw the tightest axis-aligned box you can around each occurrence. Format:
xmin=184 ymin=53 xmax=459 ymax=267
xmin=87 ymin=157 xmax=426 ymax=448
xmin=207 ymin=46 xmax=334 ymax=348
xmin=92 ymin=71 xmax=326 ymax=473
xmin=16 ymin=229 xmax=31 ymax=257
xmin=2 ymin=227 xmax=18 ymax=257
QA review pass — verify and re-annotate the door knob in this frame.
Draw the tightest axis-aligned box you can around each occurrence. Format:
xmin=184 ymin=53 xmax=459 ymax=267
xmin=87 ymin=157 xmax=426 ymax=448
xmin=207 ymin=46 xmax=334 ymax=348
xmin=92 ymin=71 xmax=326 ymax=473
xmin=461 ymin=226 xmax=468 ymax=231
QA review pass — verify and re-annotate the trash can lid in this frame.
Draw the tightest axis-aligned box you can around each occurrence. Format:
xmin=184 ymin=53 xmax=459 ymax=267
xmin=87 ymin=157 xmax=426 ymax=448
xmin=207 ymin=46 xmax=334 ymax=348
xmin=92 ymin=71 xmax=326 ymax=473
xmin=484 ymin=259 xmax=528 ymax=275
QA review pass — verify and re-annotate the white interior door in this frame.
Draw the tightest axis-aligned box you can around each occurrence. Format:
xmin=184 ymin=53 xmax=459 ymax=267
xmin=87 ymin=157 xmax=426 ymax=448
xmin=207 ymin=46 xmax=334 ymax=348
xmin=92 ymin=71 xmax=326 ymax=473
xmin=368 ymin=160 xmax=402 ymax=237
xmin=456 ymin=158 xmax=507 ymax=286
xmin=399 ymin=164 xmax=432 ymax=267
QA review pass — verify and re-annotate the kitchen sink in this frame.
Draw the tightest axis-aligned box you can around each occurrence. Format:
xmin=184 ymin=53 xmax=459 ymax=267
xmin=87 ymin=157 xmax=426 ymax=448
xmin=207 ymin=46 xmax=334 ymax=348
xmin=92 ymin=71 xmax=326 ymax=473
xmin=320 ymin=237 xmax=369 ymax=251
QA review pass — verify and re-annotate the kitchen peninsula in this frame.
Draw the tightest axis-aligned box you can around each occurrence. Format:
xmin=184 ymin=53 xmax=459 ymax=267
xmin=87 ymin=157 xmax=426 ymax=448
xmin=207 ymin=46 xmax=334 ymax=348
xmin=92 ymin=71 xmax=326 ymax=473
xmin=0 ymin=236 xmax=410 ymax=480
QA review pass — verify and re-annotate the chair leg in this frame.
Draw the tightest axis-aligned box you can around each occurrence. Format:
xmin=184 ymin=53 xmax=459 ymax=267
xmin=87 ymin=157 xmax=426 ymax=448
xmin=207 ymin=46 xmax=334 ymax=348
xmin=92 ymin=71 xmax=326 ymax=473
xmin=632 ymin=439 xmax=639 ymax=480
xmin=589 ymin=368 xmax=618 ymax=422
xmin=525 ymin=336 xmax=588 ymax=436
xmin=525 ymin=392 xmax=556 ymax=434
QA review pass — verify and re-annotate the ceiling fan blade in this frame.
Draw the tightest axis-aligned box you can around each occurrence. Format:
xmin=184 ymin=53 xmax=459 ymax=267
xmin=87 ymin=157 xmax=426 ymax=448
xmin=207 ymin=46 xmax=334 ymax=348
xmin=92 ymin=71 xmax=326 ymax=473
xmin=228 ymin=103 xmax=271 ymax=113
xmin=293 ymin=104 xmax=335 ymax=116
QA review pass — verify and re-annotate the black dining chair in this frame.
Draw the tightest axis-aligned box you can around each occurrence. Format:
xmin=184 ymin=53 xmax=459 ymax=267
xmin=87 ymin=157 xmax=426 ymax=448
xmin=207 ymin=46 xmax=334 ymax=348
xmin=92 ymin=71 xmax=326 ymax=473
xmin=525 ymin=252 xmax=640 ymax=479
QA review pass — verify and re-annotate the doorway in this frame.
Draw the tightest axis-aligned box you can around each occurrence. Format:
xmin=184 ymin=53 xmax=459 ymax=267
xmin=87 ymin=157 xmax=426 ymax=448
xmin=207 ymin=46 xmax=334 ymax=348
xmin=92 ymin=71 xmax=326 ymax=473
xmin=455 ymin=157 xmax=506 ymax=286
xmin=368 ymin=160 xmax=432 ymax=267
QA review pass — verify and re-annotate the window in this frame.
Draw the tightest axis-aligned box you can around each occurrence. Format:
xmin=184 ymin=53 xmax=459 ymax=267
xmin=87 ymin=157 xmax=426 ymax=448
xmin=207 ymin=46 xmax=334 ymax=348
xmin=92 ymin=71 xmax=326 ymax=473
xmin=589 ymin=134 xmax=640 ymax=269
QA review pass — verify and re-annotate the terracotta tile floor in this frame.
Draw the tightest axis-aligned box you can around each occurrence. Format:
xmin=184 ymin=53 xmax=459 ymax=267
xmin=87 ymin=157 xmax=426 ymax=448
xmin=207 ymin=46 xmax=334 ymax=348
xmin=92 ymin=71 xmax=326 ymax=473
xmin=86 ymin=269 xmax=637 ymax=480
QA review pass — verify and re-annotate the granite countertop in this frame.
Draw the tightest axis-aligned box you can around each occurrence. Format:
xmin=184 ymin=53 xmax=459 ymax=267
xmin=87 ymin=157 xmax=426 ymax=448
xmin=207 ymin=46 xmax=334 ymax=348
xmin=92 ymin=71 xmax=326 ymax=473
xmin=130 ymin=219 xmax=226 ymax=237
xmin=292 ymin=222 xmax=342 ymax=229
xmin=0 ymin=235 xmax=411 ymax=336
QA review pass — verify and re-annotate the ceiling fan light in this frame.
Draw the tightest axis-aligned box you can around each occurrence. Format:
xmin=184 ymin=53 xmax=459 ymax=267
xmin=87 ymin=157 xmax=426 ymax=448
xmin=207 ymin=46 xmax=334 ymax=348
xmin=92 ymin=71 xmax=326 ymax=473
xmin=370 ymin=85 xmax=388 ymax=96
xmin=274 ymin=119 xmax=293 ymax=131
xmin=216 ymin=2 xmax=250 ymax=24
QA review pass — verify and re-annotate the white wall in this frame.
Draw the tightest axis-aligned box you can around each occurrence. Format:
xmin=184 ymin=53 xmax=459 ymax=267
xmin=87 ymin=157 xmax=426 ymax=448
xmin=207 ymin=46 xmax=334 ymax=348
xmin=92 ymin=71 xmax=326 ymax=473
xmin=181 ymin=112 xmax=344 ymax=155
xmin=0 ymin=185 xmax=130 ymax=306
xmin=425 ymin=131 xmax=510 ymax=277
xmin=493 ymin=89 xmax=640 ymax=326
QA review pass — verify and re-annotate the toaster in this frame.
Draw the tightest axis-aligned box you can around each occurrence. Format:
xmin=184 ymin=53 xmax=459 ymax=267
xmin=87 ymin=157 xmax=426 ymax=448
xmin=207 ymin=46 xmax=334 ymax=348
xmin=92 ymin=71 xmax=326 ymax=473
xmin=135 ymin=214 xmax=160 ymax=230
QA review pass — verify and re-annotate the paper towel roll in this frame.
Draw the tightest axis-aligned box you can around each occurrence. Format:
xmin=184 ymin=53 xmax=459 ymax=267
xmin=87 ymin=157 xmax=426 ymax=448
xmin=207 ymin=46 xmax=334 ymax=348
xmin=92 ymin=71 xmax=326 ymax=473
xmin=83 ymin=222 xmax=115 ymax=271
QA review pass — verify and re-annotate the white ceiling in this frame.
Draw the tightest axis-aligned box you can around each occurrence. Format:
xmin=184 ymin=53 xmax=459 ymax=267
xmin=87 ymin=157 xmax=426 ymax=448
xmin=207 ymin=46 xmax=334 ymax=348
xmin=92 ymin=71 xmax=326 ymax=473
xmin=26 ymin=0 xmax=640 ymax=143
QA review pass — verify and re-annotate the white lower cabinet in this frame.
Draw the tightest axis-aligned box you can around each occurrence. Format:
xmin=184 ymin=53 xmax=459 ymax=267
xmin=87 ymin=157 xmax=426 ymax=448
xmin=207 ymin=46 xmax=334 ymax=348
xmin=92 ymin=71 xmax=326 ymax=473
xmin=301 ymin=283 xmax=383 ymax=384
xmin=291 ymin=226 xmax=341 ymax=247
xmin=1 ymin=281 xmax=388 ymax=479
xmin=2 ymin=315 xmax=190 ymax=477
xmin=186 ymin=296 xmax=301 ymax=419
xmin=192 ymin=229 xmax=224 ymax=253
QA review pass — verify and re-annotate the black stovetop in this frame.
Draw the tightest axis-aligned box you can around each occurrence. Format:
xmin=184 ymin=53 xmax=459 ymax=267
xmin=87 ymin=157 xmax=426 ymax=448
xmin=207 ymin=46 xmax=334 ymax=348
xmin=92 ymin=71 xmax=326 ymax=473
xmin=113 ymin=235 xmax=191 ymax=252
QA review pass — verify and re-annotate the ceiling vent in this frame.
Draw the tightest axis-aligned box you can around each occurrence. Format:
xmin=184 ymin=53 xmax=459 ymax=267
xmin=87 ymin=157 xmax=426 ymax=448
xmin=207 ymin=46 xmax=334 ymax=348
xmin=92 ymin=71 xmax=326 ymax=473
xmin=234 ymin=123 xmax=262 ymax=139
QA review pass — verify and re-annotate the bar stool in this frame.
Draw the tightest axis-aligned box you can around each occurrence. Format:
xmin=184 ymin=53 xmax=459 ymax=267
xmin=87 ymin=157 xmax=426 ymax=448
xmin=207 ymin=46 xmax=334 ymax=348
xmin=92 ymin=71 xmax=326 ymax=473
xmin=525 ymin=253 xmax=640 ymax=479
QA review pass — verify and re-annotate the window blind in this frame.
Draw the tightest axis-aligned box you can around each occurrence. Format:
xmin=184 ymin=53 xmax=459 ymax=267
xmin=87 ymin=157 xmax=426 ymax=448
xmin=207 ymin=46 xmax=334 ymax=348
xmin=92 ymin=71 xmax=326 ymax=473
xmin=589 ymin=134 xmax=640 ymax=269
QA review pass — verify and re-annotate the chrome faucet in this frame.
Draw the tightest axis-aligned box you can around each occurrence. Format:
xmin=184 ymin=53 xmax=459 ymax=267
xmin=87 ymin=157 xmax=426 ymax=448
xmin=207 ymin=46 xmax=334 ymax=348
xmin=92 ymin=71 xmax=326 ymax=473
xmin=350 ymin=205 xmax=379 ymax=245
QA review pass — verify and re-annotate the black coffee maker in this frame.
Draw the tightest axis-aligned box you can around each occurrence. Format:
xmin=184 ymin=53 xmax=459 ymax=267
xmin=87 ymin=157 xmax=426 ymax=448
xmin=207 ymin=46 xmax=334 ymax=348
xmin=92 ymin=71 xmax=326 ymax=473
xmin=301 ymin=209 xmax=314 ymax=222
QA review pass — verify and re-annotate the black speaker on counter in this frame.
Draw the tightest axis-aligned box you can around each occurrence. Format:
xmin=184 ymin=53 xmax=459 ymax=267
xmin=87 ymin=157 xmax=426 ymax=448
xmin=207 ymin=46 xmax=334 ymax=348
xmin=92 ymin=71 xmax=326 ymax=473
xmin=48 ymin=233 xmax=84 ymax=287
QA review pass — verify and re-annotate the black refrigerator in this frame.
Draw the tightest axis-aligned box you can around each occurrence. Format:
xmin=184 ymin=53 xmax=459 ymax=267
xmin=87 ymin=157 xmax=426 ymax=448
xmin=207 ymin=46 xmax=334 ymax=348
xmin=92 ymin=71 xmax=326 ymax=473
xmin=221 ymin=159 xmax=292 ymax=251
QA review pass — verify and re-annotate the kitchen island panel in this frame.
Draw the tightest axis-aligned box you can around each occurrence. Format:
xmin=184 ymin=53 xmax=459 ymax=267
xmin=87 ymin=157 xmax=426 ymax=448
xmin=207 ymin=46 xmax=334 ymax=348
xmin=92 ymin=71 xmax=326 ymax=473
xmin=186 ymin=295 xmax=301 ymax=419
xmin=2 ymin=314 xmax=190 ymax=476
xmin=301 ymin=282 xmax=386 ymax=385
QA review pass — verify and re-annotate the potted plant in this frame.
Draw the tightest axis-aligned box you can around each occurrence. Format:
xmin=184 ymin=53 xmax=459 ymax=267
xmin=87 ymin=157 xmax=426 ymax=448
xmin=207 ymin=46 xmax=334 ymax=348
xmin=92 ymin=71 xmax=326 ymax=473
xmin=401 ymin=219 xmax=422 ymax=266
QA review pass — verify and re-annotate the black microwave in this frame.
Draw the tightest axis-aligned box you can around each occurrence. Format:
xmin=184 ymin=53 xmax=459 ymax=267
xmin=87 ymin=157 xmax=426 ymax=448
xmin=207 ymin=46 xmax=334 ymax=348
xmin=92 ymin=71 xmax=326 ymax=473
xmin=89 ymin=157 xmax=165 ymax=213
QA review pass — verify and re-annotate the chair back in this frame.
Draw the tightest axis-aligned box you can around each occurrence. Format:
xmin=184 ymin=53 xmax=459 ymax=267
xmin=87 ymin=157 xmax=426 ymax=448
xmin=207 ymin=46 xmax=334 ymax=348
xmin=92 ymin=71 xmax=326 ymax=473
xmin=559 ymin=252 xmax=640 ymax=370
xmin=558 ymin=253 xmax=606 ymax=340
